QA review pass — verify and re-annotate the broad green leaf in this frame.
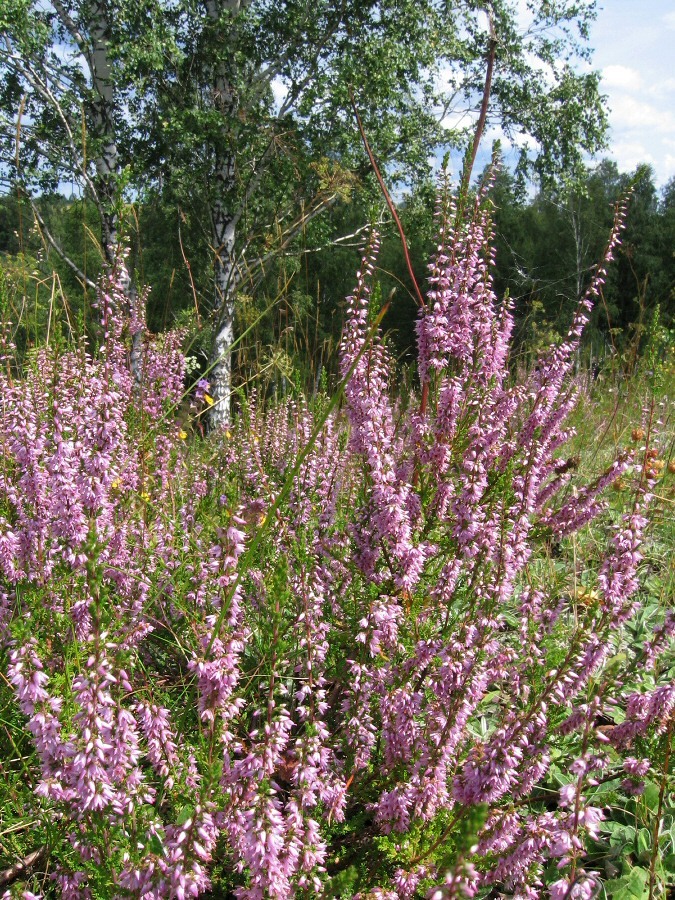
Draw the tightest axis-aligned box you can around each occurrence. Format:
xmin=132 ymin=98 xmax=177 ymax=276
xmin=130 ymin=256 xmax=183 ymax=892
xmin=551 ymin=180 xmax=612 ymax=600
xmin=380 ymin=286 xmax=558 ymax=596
xmin=604 ymin=866 xmax=649 ymax=899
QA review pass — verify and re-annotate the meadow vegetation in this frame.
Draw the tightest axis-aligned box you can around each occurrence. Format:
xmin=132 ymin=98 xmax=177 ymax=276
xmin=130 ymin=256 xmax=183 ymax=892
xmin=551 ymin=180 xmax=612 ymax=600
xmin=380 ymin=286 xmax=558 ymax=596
xmin=0 ymin=175 xmax=673 ymax=900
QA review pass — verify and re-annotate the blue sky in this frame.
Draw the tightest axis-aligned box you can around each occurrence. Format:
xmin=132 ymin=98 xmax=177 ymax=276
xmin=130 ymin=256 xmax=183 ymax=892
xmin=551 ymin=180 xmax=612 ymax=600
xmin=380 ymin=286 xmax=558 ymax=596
xmin=438 ymin=1 xmax=675 ymax=190
xmin=590 ymin=1 xmax=675 ymax=187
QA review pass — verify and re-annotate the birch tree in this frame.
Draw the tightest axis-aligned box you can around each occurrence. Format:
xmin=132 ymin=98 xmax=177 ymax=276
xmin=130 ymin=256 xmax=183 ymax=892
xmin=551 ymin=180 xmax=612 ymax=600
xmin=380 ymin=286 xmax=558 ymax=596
xmin=0 ymin=0 xmax=160 ymax=381
xmin=130 ymin=0 xmax=606 ymax=426
xmin=0 ymin=0 xmax=133 ymax=279
xmin=2 ymin=0 xmax=608 ymax=425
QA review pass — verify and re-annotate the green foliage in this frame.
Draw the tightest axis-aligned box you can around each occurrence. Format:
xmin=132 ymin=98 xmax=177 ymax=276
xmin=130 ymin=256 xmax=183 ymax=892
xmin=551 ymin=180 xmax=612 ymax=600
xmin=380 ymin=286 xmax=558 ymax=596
xmin=604 ymin=865 xmax=649 ymax=899
xmin=2 ymin=0 xmax=611 ymax=372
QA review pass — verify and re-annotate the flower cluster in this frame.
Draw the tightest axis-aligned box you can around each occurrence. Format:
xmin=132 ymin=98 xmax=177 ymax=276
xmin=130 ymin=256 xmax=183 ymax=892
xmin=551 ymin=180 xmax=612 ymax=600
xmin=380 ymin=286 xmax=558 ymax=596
xmin=1 ymin=182 xmax=672 ymax=900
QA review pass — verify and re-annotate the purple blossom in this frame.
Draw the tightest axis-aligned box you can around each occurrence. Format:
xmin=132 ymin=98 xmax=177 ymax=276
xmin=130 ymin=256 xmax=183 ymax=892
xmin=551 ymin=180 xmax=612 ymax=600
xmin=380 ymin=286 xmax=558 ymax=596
xmin=1 ymin=183 xmax=665 ymax=900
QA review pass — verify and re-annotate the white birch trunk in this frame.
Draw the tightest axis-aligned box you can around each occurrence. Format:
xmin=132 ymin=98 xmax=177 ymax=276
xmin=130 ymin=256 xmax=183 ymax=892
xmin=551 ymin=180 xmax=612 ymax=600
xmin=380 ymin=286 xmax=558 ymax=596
xmin=88 ymin=0 xmax=119 ymax=266
xmin=204 ymin=0 xmax=245 ymax=428
xmin=87 ymin=0 xmax=144 ymax=382
xmin=209 ymin=200 xmax=237 ymax=427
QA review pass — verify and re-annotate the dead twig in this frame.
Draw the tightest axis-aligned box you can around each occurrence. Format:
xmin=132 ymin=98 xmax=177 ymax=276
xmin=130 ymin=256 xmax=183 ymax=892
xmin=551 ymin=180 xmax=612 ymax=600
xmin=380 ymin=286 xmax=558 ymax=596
xmin=0 ymin=846 xmax=48 ymax=888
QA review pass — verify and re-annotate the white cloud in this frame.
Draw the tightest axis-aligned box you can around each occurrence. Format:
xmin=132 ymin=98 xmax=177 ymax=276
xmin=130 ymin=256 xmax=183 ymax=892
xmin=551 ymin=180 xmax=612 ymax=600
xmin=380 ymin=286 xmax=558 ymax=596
xmin=514 ymin=0 xmax=529 ymax=27
xmin=601 ymin=65 xmax=643 ymax=92
xmin=482 ymin=125 xmax=503 ymax=144
xmin=587 ymin=2 xmax=675 ymax=185
xmin=435 ymin=1 xmax=674 ymax=186
xmin=271 ymin=77 xmax=288 ymax=113
xmin=440 ymin=108 xmax=476 ymax=133
xmin=610 ymin=140 xmax=656 ymax=173
xmin=608 ymin=95 xmax=675 ymax=137
xmin=510 ymin=130 xmax=538 ymax=151
xmin=646 ymin=77 xmax=675 ymax=100
xmin=663 ymin=155 xmax=675 ymax=180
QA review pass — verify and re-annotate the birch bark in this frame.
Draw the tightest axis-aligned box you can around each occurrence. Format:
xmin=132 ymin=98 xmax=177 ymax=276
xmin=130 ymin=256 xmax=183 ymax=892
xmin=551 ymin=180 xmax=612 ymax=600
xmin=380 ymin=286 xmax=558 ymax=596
xmin=87 ymin=0 xmax=119 ymax=265
xmin=52 ymin=0 xmax=119 ymax=265
xmin=205 ymin=0 xmax=246 ymax=428
xmin=77 ymin=0 xmax=144 ymax=379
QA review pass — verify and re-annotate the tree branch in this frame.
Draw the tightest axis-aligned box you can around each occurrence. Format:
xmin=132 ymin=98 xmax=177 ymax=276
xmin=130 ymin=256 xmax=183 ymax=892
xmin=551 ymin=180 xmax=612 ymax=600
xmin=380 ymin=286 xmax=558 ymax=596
xmin=462 ymin=5 xmax=497 ymax=192
xmin=349 ymin=89 xmax=426 ymax=310
xmin=51 ymin=0 xmax=97 ymax=77
xmin=284 ymin=215 xmax=389 ymax=257
xmin=30 ymin=198 xmax=98 ymax=291
xmin=231 ymin=189 xmax=341 ymax=300
xmin=245 ymin=2 xmax=345 ymax=109
xmin=3 ymin=39 xmax=105 ymax=222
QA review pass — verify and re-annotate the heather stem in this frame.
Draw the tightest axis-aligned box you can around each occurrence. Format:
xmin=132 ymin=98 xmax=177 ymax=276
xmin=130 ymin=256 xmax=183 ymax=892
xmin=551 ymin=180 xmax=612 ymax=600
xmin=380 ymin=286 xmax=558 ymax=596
xmin=648 ymin=715 xmax=673 ymax=900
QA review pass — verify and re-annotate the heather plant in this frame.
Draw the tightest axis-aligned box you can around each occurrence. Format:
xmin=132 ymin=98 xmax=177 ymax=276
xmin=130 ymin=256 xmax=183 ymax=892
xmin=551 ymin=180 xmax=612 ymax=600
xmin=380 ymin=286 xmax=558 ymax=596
xmin=0 ymin=182 xmax=674 ymax=900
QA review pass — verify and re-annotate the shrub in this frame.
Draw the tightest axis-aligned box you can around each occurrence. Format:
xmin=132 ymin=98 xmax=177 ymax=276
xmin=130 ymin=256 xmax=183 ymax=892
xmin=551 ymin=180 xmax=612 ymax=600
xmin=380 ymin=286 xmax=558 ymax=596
xmin=0 ymin=184 xmax=673 ymax=899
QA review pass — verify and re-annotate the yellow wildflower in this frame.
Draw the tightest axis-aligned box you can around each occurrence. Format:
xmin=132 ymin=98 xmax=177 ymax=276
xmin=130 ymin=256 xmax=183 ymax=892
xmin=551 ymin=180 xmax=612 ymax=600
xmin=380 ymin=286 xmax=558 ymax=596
xmin=573 ymin=586 xmax=600 ymax=606
xmin=179 ymin=430 xmax=188 ymax=440
xmin=204 ymin=393 xmax=214 ymax=406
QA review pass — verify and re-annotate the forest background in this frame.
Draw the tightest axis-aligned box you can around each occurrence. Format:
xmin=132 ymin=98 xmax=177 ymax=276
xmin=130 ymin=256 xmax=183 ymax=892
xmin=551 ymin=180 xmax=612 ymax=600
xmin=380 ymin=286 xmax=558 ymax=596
xmin=2 ymin=158 xmax=674 ymax=397
xmin=1 ymin=0 xmax=673 ymax=404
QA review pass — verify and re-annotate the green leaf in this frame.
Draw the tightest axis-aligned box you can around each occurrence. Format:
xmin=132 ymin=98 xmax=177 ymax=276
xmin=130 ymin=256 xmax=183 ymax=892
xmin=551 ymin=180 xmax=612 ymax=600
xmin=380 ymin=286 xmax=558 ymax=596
xmin=607 ymin=824 xmax=636 ymax=848
xmin=147 ymin=832 xmax=164 ymax=856
xmin=324 ymin=865 xmax=360 ymax=898
xmin=176 ymin=806 xmax=195 ymax=827
xmin=604 ymin=866 xmax=649 ymax=899
xmin=635 ymin=827 xmax=651 ymax=862
xmin=642 ymin=781 xmax=661 ymax=813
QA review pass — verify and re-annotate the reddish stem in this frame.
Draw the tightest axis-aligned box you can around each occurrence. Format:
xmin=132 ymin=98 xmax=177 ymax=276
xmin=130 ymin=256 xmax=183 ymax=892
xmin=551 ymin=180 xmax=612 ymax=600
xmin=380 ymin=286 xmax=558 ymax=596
xmin=349 ymin=90 xmax=426 ymax=311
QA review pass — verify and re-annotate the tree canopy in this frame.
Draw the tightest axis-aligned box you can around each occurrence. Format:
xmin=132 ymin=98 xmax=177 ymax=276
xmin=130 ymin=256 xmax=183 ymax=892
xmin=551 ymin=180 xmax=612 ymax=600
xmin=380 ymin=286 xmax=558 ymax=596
xmin=1 ymin=0 xmax=610 ymax=419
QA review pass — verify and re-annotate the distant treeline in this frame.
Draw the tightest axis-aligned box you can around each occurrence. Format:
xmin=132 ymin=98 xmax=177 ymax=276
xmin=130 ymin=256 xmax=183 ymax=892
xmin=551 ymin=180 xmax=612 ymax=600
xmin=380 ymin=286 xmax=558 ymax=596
xmin=1 ymin=158 xmax=674 ymax=388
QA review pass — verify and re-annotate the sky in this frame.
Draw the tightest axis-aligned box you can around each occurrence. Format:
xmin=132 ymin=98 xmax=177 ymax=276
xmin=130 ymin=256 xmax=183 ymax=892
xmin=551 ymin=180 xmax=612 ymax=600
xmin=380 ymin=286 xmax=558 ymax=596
xmin=440 ymin=1 xmax=675 ymax=191
xmin=591 ymin=1 xmax=675 ymax=188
